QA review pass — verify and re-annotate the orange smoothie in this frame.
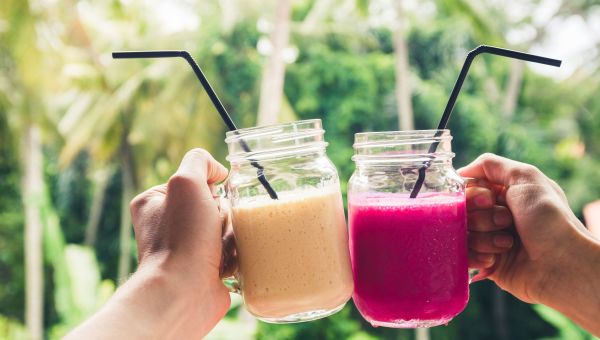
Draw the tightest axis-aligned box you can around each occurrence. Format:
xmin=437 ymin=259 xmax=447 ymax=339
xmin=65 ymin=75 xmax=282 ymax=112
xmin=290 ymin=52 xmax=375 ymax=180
xmin=232 ymin=188 xmax=353 ymax=319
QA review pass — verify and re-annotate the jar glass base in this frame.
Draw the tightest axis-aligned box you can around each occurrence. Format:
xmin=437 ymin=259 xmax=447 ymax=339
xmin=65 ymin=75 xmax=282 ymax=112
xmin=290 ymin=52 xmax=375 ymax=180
xmin=367 ymin=316 xmax=454 ymax=328
xmin=256 ymin=302 xmax=346 ymax=324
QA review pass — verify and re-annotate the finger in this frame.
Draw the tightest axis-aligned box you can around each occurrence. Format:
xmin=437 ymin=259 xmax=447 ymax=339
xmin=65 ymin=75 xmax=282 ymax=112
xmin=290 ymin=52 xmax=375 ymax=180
xmin=468 ymin=231 xmax=514 ymax=253
xmin=464 ymin=177 xmax=491 ymax=189
xmin=218 ymin=196 xmax=232 ymax=237
xmin=495 ymin=186 xmax=508 ymax=205
xmin=468 ymin=206 xmax=513 ymax=231
xmin=168 ymin=148 xmax=229 ymax=201
xmin=466 ymin=186 xmax=495 ymax=210
xmin=177 ymin=148 xmax=228 ymax=184
xmin=470 ymin=267 xmax=494 ymax=283
xmin=468 ymin=252 xmax=496 ymax=269
xmin=458 ymin=153 xmax=542 ymax=187
xmin=220 ymin=232 xmax=238 ymax=279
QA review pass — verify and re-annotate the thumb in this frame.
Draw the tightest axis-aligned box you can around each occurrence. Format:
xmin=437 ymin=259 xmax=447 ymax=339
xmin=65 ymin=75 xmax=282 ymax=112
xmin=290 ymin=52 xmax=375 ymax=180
xmin=167 ymin=148 xmax=228 ymax=201
xmin=458 ymin=153 xmax=541 ymax=187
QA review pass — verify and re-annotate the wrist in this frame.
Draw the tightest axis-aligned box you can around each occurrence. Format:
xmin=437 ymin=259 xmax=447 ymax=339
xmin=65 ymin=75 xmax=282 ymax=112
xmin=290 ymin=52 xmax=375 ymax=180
xmin=139 ymin=250 xmax=225 ymax=296
xmin=534 ymin=223 xmax=600 ymax=321
xmin=131 ymin=252 xmax=231 ymax=337
xmin=121 ymin=260 xmax=199 ymax=333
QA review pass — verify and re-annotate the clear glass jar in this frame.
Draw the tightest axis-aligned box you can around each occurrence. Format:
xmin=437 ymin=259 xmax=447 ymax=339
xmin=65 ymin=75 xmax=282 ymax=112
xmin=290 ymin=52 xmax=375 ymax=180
xmin=221 ymin=119 xmax=353 ymax=323
xmin=348 ymin=130 xmax=468 ymax=328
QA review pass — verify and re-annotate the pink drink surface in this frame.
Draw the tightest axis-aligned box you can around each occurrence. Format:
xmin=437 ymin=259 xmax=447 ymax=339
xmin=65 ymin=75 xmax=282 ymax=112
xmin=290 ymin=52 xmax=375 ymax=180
xmin=349 ymin=193 xmax=468 ymax=327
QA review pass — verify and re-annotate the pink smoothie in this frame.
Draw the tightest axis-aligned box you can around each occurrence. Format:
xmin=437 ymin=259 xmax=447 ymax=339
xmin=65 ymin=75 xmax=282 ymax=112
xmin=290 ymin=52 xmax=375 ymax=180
xmin=349 ymin=193 xmax=468 ymax=328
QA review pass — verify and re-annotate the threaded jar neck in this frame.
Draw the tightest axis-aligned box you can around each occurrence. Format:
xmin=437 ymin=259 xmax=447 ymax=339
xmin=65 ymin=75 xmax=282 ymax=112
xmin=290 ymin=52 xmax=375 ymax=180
xmin=352 ymin=129 xmax=454 ymax=167
xmin=225 ymin=119 xmax=328 ymax=164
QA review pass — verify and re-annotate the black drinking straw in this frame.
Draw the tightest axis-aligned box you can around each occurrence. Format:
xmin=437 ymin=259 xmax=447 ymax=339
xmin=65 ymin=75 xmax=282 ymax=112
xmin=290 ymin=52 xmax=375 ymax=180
xmin=409 ymin=45 xmax=562 ymax=198
xmin=112 ymin=50 xmax=279 ymax=199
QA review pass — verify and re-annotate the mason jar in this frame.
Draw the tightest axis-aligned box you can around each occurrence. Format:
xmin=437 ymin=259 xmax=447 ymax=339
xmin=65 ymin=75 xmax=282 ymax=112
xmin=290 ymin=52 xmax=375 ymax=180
xmin=348 ymin=129 xmax=468 ymax=328
xmin=220 ymin=119 xmax=353 ymax=323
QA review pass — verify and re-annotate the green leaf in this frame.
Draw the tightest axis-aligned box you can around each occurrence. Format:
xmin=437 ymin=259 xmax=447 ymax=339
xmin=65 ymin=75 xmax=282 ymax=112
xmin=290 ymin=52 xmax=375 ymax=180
xmin=533 ymin=304 xmax=592 ymax=340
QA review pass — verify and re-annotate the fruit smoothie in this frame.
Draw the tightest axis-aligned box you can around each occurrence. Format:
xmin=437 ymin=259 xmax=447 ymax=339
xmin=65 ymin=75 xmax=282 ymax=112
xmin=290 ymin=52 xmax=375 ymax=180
xmin=349 ymin=193 xmax=468 ymax=327
xmin=232 ymin=188 xmax=354 ymax=321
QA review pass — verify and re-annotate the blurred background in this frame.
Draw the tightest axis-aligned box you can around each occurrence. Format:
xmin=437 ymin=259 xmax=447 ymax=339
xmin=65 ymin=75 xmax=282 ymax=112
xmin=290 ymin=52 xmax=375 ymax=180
xmin=1 ymin=0 xmax=600 ymax=339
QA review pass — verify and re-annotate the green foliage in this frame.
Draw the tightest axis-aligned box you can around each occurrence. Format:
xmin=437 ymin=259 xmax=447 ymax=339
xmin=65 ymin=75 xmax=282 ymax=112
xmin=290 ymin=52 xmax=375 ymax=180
xmin=256 ymin=302 xmax=375 ymax=339
xmin=214 ymin=21 xmax=263 ymax=130
xmin=41 ymin=182 xmax=115 ymax=339
xmin=0 ymin=98 xmax=25 ymax=323
xmin=286 ymin=35 xmax=396 ymax=186
xmin=2 ymin=0 xmax=600 ymax=339
xmin=0 ymin=315 xmax=28 ymax=340
xmin=292 ymin=0 xmax=317 ymax=21
xmin=533 ymin=305 xmax=598 ymax=340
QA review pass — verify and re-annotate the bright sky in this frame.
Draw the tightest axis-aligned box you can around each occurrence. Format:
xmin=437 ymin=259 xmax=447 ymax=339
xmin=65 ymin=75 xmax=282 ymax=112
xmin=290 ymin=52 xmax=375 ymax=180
xmin=506 ymin=0 xmax=600 ymax=79
xmin=148 ymin=0 xmax=600 ymax=79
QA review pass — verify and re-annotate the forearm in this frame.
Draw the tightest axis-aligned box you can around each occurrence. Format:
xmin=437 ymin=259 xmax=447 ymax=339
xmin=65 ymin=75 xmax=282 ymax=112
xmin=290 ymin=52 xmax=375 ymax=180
xmin=65 ymin=259 xmax=226 ymax=339
xmin=542 ymin=228 xmax=600 ymax=336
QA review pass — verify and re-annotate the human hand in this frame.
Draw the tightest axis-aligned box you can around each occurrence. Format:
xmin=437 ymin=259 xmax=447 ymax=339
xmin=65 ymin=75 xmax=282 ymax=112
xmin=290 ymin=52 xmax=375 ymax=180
xmin=463 ymin=176 xmax=515 ymax=275
xmin=460 ymin=153 xmax=594 ymax=304
xmin=129 ymin=148 xmax=231 ymax=337
xmin=66 ymin=148 xmax=234 ymax=340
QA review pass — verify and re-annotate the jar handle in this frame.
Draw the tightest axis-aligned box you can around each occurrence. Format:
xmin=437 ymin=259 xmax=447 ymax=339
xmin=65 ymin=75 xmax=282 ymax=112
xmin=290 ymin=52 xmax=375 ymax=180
xmin=216 ymin=183 xmax=241 ymax=294
xmin=463 ymin=177 xmax=507 ymax=284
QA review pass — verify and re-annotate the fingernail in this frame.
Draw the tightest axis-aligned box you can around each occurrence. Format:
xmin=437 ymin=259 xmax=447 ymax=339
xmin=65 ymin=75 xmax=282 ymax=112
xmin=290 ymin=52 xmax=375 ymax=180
xmin=476 ymin=253 xmax=494 ymax=263
xmin=493 ymin=210 xmax=512 ymax=226
xmin=493 ymin=234 xmax=514 ymax=248
xmin=474 ymin=195 xmax=492 ymax=208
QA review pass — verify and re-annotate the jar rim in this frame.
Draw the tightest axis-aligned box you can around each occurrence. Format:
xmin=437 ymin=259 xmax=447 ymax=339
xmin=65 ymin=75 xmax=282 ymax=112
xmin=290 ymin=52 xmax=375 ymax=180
xmin=225 ymin=119 xmax=327 ymax=163
xmin=352 ymin=129 xmax=454 ymax=164
xmin=353 ymin=129 xmax=451 ymax=146
xmin=225 ymin=119 xmax=323 ymax=143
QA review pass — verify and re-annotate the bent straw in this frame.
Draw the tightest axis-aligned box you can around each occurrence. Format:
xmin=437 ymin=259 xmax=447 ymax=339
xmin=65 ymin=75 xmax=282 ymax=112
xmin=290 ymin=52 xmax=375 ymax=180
xmin=112 ymin=50 xmax=279 ymax=199
xmin=410 ymin=45 xmax=562 ymax=198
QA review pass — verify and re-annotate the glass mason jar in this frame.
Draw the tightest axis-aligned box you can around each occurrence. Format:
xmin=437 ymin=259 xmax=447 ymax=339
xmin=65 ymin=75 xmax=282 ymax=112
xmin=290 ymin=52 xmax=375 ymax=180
xmin=220 ymin=119 xmax=353 ymax=323
xmin=347 ymin=130 xmax=468 ymax=328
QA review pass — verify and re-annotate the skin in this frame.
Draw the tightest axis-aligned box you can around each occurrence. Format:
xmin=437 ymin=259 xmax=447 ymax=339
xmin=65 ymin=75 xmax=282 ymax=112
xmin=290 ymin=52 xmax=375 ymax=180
xmin=462 ymin=153 xmax=600 ymax=336
xmin=67 ymin=150 xmax=600 ymax=338
xmin=65 ymin=149 xmax=232 ymax=340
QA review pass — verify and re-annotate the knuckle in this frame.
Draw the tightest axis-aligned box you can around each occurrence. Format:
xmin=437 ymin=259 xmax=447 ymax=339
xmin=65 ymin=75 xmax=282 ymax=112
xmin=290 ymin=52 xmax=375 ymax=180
xmin=509 ymin=164 xmax=540 ymax=181
xmin=478 ymin=153 xmax=499 ymax=164
xmin=523 ymin=164 xmax=542 ymax=176
xmin=531 ymin=196 xmax=561 ymax=214
xmin=168 ymin=173 xmax=198 ymax=189
xmin=479 ymin=152 xmax=497 ymax=161
xmin=130 ymin=193 xmax=149 ymax=212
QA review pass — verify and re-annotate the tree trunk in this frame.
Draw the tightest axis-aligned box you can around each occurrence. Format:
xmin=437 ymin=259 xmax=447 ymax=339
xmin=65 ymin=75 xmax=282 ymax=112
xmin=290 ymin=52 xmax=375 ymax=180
xmin=393 ymin=0 xmax=414 ymax=131
xmin=415 ymin=328 xmax=431 ymax=340
xmin=502 ymin=59 xmax=525 ymax=120
xmin=84 ymin=167 xmax=113 ymax=247
xmin=117 ymin=141 xmax=136 ymax=282
xmin=256 ymin=0 xmax=292 ymax=126
xmin=22 ymin=124 xmax=44 ymax=340
xmin=493 ymin=287 xmax=510 ymax=340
